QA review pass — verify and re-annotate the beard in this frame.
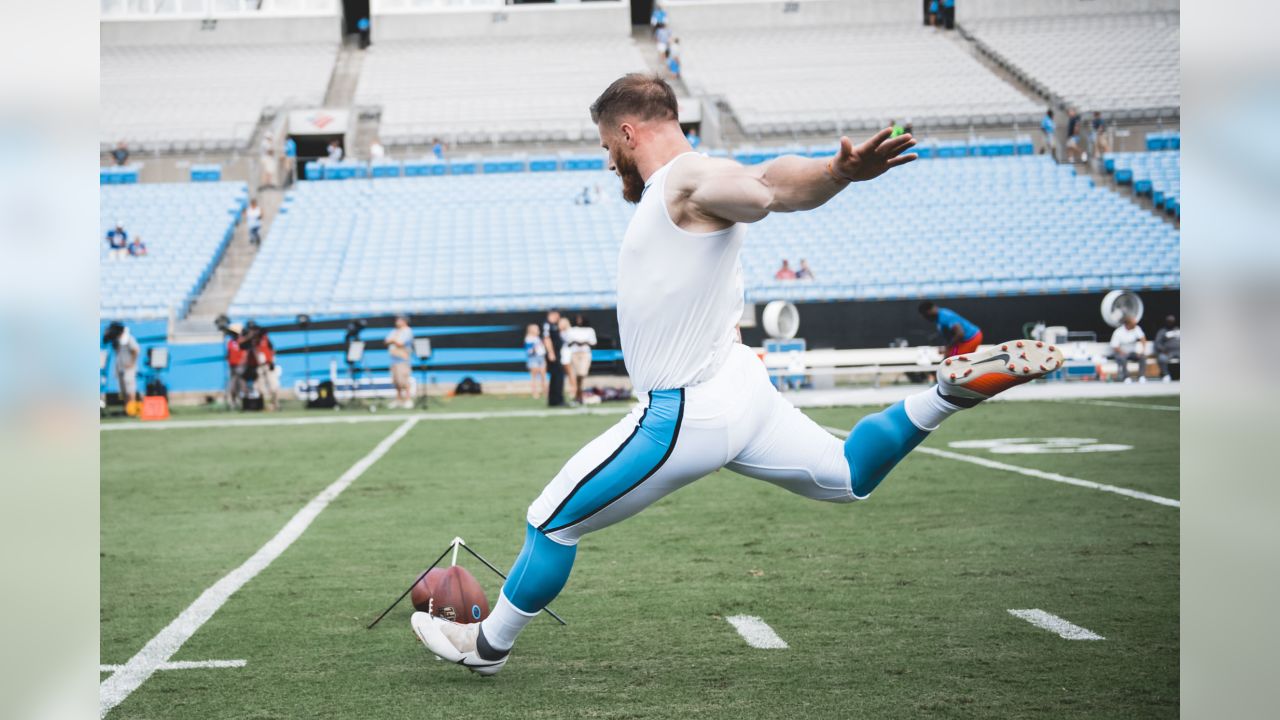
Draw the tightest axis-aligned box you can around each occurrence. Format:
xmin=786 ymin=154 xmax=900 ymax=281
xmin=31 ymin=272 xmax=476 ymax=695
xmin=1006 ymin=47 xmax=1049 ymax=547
xmin=615 ymin=149 xmax=645 ymax=204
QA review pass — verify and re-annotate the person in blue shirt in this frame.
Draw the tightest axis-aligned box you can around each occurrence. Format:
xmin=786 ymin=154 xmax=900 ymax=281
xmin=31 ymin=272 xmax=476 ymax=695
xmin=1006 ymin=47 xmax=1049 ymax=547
xmin=283 ymin=136 xmax=297 ymax=186
xmin=919 ymin=301 xmax=983 ymax=357
xmin=650 ymin=6 xmax=667 ymax=37
xmin=685 ymin=127 xmax=700 ymax=149
xmin=941 ymin=0 xmax=956 ymax=30
xmin=1041 ymin=109 xmax=1056 ymax=160
xmin=106 ymin=222 xmax=128 ymax=260
xmin=356 ymin=16 xmax=370 ymax=49
xmin=432 ymin=138 xmax=446 ymax=160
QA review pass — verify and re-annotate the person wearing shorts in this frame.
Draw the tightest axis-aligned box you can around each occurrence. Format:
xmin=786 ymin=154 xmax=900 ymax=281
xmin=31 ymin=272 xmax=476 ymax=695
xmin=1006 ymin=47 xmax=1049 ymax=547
xmin=524 ymin=323 xmax=547 ymax=399
xmin=386 ymin=316 xmax=415 ymax=409
xmin=569 ymin=315 xmax=597 ymax=404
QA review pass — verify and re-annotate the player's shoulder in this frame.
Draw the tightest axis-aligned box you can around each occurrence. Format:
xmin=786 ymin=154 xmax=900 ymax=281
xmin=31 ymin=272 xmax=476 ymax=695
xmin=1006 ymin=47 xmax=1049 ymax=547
xmin=666 ymin=154 xmax=750 ymax=199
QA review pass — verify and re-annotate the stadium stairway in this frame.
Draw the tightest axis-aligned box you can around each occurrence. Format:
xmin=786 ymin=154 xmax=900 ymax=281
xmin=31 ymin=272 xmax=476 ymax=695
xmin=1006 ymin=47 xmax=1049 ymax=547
xmin=1092 ymin=152 xmax=1180 ymax=227
xmin=172 ymin=190 xmax=283 ymax=343
xmin=325 ymin=42 xmax=364 ymax=109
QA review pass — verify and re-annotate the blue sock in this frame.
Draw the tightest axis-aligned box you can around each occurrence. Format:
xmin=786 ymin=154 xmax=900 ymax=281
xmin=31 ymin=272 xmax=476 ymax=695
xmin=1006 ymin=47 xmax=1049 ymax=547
xmin=502 ymin=523 xmax=578 ymax=613
xmin=843 ymin=401 xmax=929 ymax=498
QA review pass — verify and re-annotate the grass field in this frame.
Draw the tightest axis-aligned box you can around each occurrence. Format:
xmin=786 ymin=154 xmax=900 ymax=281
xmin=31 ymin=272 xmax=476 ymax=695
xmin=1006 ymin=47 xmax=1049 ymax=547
xmin=101 ymin=395 xmax=1179 ymax=719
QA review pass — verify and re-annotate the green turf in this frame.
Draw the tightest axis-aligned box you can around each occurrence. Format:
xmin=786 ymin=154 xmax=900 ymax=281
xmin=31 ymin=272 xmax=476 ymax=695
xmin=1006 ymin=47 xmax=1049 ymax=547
xmin=101 ymin=398 xmax=1178 ymax=719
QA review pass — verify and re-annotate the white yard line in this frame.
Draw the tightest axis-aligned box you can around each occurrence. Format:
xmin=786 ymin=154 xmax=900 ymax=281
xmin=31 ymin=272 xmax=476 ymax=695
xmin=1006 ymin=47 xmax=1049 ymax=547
xmin=725 ymin=615 xmax=790 ymax=649
xmin=99 ymin=418 xmax=419 ymax=718
xmin=100 ymin=406 xmax=632 ymax=432
xmin=1007 ymin=609 xmax=1104 ymax=640
xmin=822 ymin=426 xmax=1179 ymax=508
xmin=1074 ymin=399 xmax=1180 ymax=412
xmin=100 ymin=659 xmax=246 ymax=673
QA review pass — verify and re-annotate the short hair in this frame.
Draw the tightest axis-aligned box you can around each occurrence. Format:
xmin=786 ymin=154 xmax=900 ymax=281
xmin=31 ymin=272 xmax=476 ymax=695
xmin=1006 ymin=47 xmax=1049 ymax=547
xmin=590 ymin=74 xmax=679 ymax=126
xmin=918 ymin=301 xmax=937 ymax=315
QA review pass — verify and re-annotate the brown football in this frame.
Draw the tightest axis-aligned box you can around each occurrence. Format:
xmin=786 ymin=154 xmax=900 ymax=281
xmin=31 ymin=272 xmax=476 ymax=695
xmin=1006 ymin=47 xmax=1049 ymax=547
xmin=410 ymin=566 xmax=490 ymax=624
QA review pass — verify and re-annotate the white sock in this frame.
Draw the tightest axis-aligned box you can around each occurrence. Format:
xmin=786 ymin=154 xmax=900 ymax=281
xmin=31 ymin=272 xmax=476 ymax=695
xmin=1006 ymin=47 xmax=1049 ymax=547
xmin=902 ymin=387 xmax=964 ymax=431
xmin=480 ymin=592 xmax=539 ymax=651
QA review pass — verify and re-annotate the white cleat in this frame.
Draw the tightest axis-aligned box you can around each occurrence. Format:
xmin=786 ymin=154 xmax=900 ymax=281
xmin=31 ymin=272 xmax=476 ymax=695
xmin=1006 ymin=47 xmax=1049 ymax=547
xmin=410 ymin=611 xmax=509 ymax=676
xmin=937 ymin=340 xmax=1065 ymax=406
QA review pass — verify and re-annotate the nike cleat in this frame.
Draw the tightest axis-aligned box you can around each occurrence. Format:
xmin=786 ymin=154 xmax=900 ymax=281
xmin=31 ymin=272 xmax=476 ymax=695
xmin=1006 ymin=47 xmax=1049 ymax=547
xmin=410 ymin=611 xmax=509 ymax=676
xmin=936 ymin=340 xmax=1064 ymax=407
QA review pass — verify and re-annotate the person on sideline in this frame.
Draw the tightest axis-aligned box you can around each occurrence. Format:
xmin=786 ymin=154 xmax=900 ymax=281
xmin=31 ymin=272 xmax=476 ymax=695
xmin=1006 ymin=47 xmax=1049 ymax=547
xmin=1110 ymin=315 xmax=1148 ymax=383
xmin=557 ymin=316 xmax=576 ymax=404
xmin=543 ymin=309 xmax=565 ymax=407
xmin=524 ymin=323 xmax=547 ymax=399
xmin=386 ymin=315 xmax=415 ymax=408
xmin=918 ymin=301 xmax=983 ymax=357
xmin=569 ymin=315 xmax=598 ymax=404
xmin=1154 ymin=314 xmax=1180 ymax=382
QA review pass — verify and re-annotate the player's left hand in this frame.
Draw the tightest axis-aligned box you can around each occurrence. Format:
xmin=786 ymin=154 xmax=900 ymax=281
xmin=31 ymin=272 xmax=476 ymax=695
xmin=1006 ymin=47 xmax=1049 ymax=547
xmin=832 ymin=129 xmax=917 ymax=183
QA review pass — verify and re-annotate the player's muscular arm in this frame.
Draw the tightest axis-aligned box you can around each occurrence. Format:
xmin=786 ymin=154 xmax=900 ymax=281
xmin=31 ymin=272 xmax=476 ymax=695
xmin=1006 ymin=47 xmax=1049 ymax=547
xmin=675 ymin=128 xmax=916 ymax=229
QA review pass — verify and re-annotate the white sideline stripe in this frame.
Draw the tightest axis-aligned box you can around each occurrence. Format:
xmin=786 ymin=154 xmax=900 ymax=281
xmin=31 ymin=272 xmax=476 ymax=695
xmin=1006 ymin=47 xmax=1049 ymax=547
xmin=1008 ymin=609 xmax=1104 ymax=640
xmin=725 ymin=615 xmax=789 ymax=649
xmin=98 ymin=418 xmax=419 ymax=718
xmin=822 ymin=426 xmax=1179 ymax=508
xmin=1074 ymin=399 xmax=1180 ymax=412
xmin=100 ymin=406 xmax=632 ymax=432
xmin=100 ymin=659 xmax=246 ymax=673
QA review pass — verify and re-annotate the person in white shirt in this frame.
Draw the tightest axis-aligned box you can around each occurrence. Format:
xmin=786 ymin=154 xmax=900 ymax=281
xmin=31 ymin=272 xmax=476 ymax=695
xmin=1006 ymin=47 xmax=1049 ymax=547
xmin=370 ymin=138 xmax=386 ymax=161
xmin=411 ymin=74 xmax=1065 ymax=677
xmin=385 ymin=316 xmax=415 ymax=408
xmin=568 ymin=315 xmax=598 ymax=404
xmin=557 ymin=316 xmax=576 ymax=403
xmin=1110 ymin=315 xmax=1148 ymax=382
xmin=327 ymin=140 xmax=344 ymax=162
xmin=245 ymin=198 xmax=264 ymax=246
xmin=107 ymin=323 xmax=140 ymax=406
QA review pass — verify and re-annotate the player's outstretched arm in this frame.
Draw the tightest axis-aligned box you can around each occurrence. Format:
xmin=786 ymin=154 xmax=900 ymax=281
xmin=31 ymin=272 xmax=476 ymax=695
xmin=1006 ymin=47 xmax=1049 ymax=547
xmin=683 ymin=128 xmax=916 ymax=225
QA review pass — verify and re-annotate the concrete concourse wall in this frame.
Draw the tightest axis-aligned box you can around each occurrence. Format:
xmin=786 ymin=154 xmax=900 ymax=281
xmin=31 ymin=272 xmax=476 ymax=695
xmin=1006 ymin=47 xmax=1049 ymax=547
xmin=661 ymin=0 xmax=916 ymax=30
xmin=372 ymin=2 xmax=632 ymax=41
xmin=961 ymin=0 xmax=1179 ymax=20
xmin=101 ymin=15 xmax=343 ymax=47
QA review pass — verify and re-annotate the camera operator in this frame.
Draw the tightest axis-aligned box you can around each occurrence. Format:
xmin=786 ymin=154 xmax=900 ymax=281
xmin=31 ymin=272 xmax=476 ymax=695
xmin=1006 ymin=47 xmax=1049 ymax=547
xmin=252 ymin=322 xmax=280 ymax=411
xmin=225 ymin=323 xmax=248 ymax=410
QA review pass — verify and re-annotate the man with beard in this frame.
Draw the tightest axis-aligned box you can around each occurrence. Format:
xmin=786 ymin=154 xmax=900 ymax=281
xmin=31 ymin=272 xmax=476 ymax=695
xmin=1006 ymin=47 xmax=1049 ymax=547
xmin=412 ymin=74 xmax=1064 ymax=675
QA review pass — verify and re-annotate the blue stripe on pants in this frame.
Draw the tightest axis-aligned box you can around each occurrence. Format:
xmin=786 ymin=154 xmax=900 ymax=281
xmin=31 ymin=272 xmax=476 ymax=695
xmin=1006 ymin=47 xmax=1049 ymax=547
xmin=538 ymin=388 xmax=684 ymax=535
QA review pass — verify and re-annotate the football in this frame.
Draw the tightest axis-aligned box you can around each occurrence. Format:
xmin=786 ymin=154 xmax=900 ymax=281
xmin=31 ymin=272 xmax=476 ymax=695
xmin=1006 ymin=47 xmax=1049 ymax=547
xmin=410 ymin=566 xmax=490 ymax=624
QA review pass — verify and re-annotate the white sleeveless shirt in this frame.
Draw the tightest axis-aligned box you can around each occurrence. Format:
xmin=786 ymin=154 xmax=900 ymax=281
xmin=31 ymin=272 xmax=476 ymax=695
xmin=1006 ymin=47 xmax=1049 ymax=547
xmin=616 ymin=152 xmax=747 ymax=392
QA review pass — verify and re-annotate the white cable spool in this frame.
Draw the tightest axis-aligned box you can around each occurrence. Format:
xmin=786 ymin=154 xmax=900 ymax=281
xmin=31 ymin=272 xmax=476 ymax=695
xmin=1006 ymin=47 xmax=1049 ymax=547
xmin=761 ymin=301 xmax=800 ymax=339
xmin=1100 ymin=290 xmax=1144 ymax=328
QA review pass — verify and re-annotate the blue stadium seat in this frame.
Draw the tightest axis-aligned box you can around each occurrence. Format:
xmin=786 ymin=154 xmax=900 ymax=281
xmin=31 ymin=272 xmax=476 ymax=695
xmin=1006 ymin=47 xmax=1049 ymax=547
xmin=225 ymin=155 xmax=1180 ymax=317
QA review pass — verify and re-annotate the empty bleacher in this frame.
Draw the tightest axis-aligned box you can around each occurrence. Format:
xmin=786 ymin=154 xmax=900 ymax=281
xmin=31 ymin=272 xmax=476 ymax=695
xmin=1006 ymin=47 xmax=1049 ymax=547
xmin=228 ymin=171 xmax=628 ymax=318
xmin=678 ymin=24 xmax=1041 ymax=135
xmin=100 ymin=43 xmax=338 ymax=152
xmin=1106 ymin=149 xmax=1180 ymax=216
xmin=228 ymin=152 xmax=1177 ymax=318
xmin=358 ymin=37 xmax=649 ymax=146
xmin=744 ymin=153 xmax=1177 ymax=303
xmin=963 ymin=12 xmax=1179 ymax=118
xmin=101 ymin=182 xmax=248 ymax=320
